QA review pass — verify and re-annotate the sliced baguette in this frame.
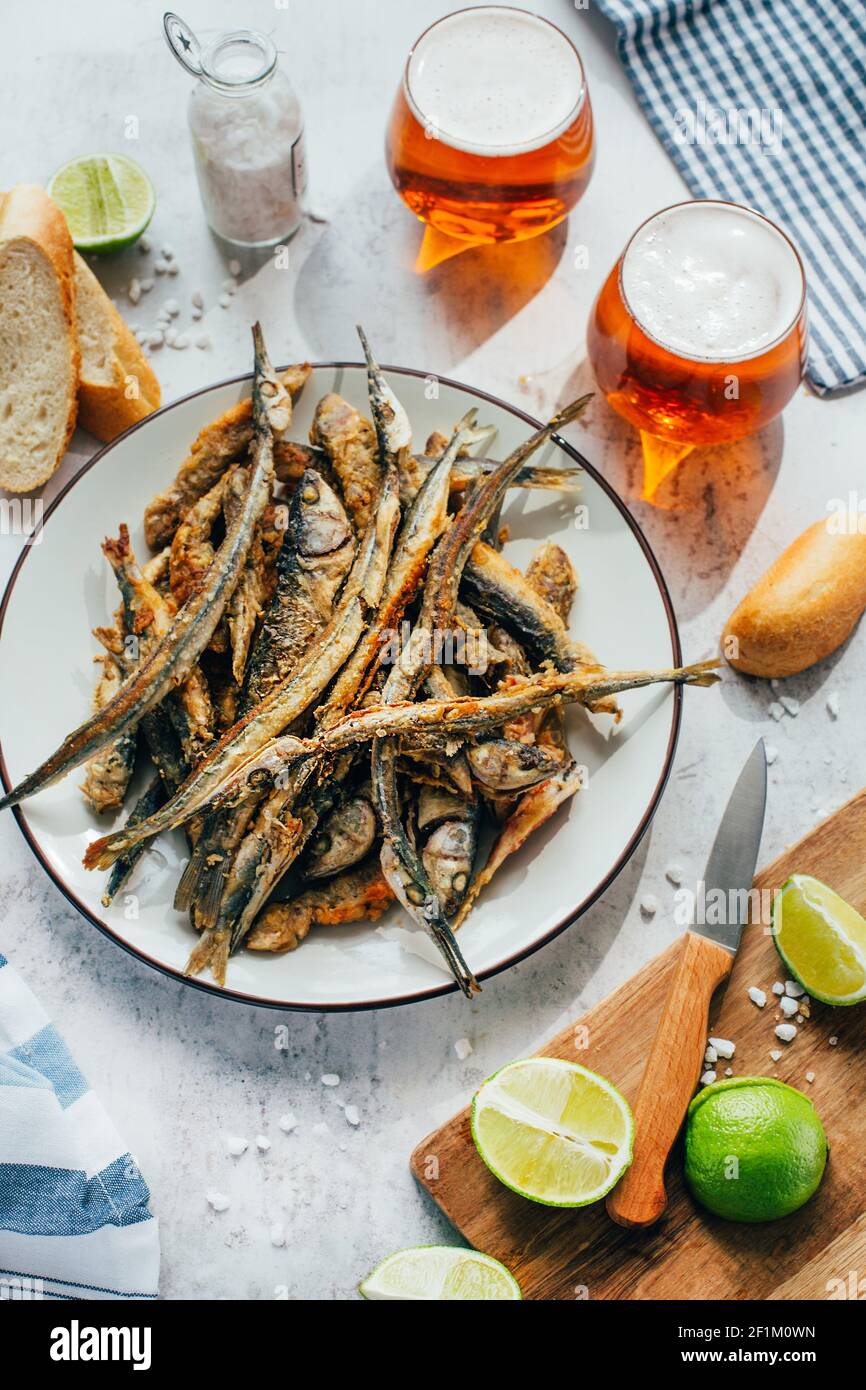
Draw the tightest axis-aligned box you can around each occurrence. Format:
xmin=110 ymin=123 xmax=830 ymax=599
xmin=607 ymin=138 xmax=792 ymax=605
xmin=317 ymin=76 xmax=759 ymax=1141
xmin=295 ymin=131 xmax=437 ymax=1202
xmin=74 ymin=252 xmax=161 ymax=441
xmin=0 ymin=185 xmax=79 ymax=492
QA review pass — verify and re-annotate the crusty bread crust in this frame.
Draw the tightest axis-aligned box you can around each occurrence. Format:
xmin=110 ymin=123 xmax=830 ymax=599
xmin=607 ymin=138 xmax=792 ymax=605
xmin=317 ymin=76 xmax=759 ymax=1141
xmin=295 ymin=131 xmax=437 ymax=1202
xmin=724 ymin=520 xmax=866 ymax=677
xmin=0 ymin=185 xmax=79 ymax=492
xmin=74 ymin=253 xmax=161 ymax=442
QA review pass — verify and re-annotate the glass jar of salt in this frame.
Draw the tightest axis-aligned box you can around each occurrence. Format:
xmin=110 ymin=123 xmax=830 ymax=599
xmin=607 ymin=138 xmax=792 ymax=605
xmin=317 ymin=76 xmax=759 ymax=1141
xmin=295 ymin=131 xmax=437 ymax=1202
xmin=164 ymin=12 xmax=306 ymax=247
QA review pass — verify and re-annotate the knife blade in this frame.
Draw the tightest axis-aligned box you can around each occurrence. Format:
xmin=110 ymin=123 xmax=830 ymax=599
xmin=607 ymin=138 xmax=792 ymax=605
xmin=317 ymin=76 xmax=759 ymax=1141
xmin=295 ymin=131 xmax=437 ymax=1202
xmin=691 ymin=736 xmax=768 ymax=953
xmin=606 ymin=738 xmax=768 ymax=1229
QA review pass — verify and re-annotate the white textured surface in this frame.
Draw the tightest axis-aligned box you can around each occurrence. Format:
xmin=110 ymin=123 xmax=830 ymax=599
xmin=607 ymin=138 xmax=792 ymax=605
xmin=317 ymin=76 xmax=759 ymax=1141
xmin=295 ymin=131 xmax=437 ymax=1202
xmin=0 ymin=0 xmax=863 ymax=1300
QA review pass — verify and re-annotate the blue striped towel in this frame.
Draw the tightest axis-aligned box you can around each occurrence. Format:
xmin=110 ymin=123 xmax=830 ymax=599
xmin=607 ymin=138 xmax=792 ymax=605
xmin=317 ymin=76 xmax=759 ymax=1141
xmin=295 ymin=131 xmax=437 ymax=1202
xmin=594 ymin=0 xmax=866 ymax=396
xmin=0 ymin=949 xmax=159 ymax=1301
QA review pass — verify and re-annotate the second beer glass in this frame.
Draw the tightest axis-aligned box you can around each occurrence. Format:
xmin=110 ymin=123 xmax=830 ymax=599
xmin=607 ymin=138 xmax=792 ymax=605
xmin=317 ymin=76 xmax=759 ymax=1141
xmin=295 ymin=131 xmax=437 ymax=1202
xmin=386 ymin=6 xmax=594 ymax=244
xmin=587 ymin=200 xmax=807 ymax=446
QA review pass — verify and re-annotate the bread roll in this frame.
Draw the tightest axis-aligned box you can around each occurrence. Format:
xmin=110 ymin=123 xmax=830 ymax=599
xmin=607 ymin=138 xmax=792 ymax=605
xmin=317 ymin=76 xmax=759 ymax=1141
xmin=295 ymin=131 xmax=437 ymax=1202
xmin=74 ymin=253 xmax=161 ymax=441
xmin=723 ymin=519 xmax=866 ymax=677
xmin=0 ymin=185 xmax=79 ymax=492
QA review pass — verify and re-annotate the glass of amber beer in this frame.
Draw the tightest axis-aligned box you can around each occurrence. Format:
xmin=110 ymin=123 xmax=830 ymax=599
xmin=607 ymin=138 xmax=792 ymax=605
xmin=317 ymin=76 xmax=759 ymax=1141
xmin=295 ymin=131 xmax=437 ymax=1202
xmin=386 ymin=6 xmax=594 ymax=244
xmin=587 ymin=200 xmax=807 ymax=446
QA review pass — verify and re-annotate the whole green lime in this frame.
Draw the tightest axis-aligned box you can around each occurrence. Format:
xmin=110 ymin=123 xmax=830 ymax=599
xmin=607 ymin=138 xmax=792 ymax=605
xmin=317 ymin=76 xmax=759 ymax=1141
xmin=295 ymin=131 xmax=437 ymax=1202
xmin=684 ymin=1077 xmax=828 ymax=1223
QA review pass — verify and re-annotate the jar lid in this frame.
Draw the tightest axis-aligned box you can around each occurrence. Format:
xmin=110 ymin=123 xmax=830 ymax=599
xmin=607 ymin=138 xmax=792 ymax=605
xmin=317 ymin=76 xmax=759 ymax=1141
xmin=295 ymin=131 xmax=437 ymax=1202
xmin=163 ymin=12 xmax=204 ymax=77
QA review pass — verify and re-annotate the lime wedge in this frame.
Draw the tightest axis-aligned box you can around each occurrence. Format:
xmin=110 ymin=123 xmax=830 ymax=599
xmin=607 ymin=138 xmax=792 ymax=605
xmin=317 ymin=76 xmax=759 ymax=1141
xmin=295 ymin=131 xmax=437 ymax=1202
xmin=773 ymin=873 xmax=866 ymax=1005
xmin=471 ymin=1057 xmax=633 ymax=1207
xmin=360 ymin=1246 xmax=521 ymax=1300
xmin=48 ymin=154 xmax=155 ymax=253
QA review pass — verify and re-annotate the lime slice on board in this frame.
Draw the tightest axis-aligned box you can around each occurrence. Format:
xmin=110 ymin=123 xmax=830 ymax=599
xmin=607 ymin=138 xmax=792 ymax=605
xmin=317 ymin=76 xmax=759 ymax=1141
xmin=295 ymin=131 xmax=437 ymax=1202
xmin=772 ymin=873 xmax=866 ymax=1005
xmin=48 ymin=154 xmax=155 ymax=252
xmin=471 ymin=1057 xmax=633 ymax=1207
xmin=360 ymin=1246 xmax=521 ymax=1300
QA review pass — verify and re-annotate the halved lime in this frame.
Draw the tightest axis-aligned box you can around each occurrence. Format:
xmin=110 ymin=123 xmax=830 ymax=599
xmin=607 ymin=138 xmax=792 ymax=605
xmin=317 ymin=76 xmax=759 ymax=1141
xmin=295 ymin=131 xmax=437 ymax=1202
xmin=48 ymin=154 xmax=155 ymax=253
xmin=772 ymin=874 xmax=866 ymax=1005
xmin=471 ymin=1057 xmax=633 ymax=1207
xmin=360 ymin=1246 xmax=521 ymax=1300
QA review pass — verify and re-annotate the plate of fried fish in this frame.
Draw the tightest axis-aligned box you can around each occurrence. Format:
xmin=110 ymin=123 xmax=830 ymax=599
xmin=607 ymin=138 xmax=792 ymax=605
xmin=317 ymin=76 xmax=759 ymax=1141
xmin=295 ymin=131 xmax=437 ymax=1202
xmin=0 ymin=326 xmax=718 ymax=1009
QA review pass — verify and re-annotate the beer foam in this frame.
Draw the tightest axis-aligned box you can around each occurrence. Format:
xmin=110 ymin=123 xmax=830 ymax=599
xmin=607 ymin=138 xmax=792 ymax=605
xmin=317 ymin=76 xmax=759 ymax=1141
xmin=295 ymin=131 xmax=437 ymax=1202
xmin=621 ymin=203 xmax=803 ymax=360
xmin=406 ymin=6 xmax=583 ymax=156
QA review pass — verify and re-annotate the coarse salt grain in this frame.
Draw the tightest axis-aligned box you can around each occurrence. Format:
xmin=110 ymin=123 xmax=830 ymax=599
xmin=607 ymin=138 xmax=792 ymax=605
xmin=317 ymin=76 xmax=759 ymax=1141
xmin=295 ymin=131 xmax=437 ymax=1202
xmin=167 ymin=261 xmax=180 ymax=276
xmin=768 ymin=701 xmax=785 ymax=721
xmin=785 ymin=979 xmax=805 ymax=998
xmin=206 ymin=1191 xmax=230 ymax=1212
xmin=827 ymin=691 xmax=840 ymax=718
xmin=224 ymin=1134 xmax=248 ymax=1156
xmin=255 ymin=1135 xmax=271 ymax=1152
xmin=278 ymin=1112 xmax=297 ymax=1133
xmin=805 ymin=1071 xmax=815 ymax=1083
xmin=154 ymin=258 xmax=169 ymax=275
xmin=164 ymin=298 xmax=180 ymax=317
xmin=708 ymin=1037 xmax=735 ymax=1059
xmin=829 ymin=1035 xmax=838 ymax=1046
xmin=219 ymin=292 xmax=231 ymax=308
xmin=171 ymin=334 xmax=189 ymax=349
xmin=139 ymin=235 xmax=151 ymax=253
xmin=779 ymin=695 xmax=800 ymax=717
xmin=769 ymin=1049 xmax=783 ymax=1062
xmin=127 ymin=278 xmax=141 ymax=304
xmin=195 ymin=333 xmax=211 ymax=349
xmin=779 ymin=996 xmax=799 ymax=1018
xmin=772 ymin=982 xmax=785 ymax=996
xmin=270 ymin=1223 xmax=286 ymax=1248
xmin=454 ymin=1038 xmax=473 ymax=1060
xmin=775 ymin=1023 xmax=797 ymax=1042
xmin=748 ymin=986 xmax=767 ymax=1008
xmin=228 ymin=258 xmax=241 ymax=275
xmin=700 ymin=1070 xmax=717 ymax=1085
xmin=191 ymin=290 xmax=204 ymax=309
xmin=765 ymin=745 xmax=779 ymax=765
xmin=724 ymin=1067 xmax=733 ymax=1077
xmin=665 ymin=864 xmax=684 ymax=886
xmin=704 ymin=1046 xmax=718 ymax=1064
xmin=321 ymin=1073 xmax=340 ymax=1087
xmin=344 ymin=1105 xmax=360 ymax=1127
xmin=640 ymin=894 xmax=659 ymax=916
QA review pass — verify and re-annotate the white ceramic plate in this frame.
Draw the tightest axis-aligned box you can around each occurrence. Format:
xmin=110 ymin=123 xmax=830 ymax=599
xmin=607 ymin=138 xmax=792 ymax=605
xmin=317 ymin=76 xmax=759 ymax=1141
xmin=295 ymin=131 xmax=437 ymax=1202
xmin=0 ymin=365 xmax=681 ymax=1010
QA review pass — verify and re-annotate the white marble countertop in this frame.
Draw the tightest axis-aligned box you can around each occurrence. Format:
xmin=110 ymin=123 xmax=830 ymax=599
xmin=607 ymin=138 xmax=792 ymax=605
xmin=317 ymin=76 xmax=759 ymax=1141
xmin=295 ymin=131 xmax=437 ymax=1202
xmin=1 ymin=0 xmax=863 ymax=1299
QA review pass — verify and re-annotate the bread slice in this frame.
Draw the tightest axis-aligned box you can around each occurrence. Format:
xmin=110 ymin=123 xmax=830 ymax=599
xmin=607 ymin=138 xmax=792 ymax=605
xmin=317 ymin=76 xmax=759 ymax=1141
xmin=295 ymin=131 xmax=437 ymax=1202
xmin=74 ymin=253 xmax=161 ymax=442
xmin=0 ymin=185 xmax=79 ymax=492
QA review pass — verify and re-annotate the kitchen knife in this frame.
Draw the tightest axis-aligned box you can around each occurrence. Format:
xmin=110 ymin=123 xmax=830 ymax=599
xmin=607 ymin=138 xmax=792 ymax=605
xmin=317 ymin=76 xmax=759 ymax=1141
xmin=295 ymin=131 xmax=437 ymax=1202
xmin=606 ymin=738 xmax=767 ymax=1229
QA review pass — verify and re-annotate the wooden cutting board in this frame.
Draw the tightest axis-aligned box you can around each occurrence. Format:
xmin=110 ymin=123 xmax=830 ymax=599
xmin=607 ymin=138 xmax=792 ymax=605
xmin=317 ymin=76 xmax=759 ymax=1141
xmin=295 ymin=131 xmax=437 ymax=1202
xmin=411 ymin=788 xmax=866 ymax=1300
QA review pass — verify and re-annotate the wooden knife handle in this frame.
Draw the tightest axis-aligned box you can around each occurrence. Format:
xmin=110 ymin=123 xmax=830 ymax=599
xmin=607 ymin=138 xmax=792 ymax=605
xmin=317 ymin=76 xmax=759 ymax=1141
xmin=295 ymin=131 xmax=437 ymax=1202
xmin=606 ymin=932 xmax=734 ymax=1229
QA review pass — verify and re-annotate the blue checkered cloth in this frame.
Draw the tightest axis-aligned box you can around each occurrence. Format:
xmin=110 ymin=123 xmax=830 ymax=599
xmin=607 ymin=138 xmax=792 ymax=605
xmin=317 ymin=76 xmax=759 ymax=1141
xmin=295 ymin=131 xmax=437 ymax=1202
xmin=594 ymin=0 xmax=866 ymax=395
xmin=0 ymin=949 xmax=159 ymax=1300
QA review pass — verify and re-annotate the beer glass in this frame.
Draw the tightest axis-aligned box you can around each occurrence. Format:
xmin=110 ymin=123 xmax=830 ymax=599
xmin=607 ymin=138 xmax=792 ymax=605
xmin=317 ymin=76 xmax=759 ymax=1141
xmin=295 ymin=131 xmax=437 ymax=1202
xmin=587 ymin=200 xmax=807 ymax=446
xmin=386 ymin=6 xmax=594 ymax=244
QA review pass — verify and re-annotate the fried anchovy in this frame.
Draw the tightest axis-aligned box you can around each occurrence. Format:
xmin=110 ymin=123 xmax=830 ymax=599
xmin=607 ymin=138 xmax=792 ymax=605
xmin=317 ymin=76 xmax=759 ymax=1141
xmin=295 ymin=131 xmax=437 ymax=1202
xmin=455 ymin=761 xmax=587 ymax=927
xmin=246 ymin=856 xmax=395 ymax=953
xmin=0 ymin=324 xmax=286 ymax=813
xmin=80 ymin=657 xmax=138 ymax=814
xmin=84 ymin=441 xmax=401 ymax=870
xmin=371 ymin=396 xmax=593 ymax=995
xmin=98 ymin=525 xmax=215 ymax=766
xmin=144 ymin=363 xmax=310 ymax=550
xmin=418 ymin=455 xmax=583 ymax=495
xmin=310 ymin=393 xmax=381 ymax=534
xmin=85 ymin=659 xmax=719 ymax=856
xmin=179 ymin=466 xmax=355 ymax=923
xmin=101 ymin=775 xmax=167 ymax=906
xmin=466 ymin=737 xmax=564 ymax=792
xmin=317 ymin=409 xmax=479 ymax=728
xmin=462 ymin=539 xmax=618 ymax=718
xmin=303 ymin=788 xmax=377 ymax=880
xmin=416 ymin=786 xmax=479 ymax=919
